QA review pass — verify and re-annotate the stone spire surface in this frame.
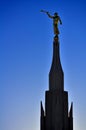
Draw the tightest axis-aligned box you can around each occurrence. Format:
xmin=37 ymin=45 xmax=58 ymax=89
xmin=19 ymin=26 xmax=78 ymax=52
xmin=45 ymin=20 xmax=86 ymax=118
xmin=49 ymin=36 xmax=64 ymax=91
xmin=40 ymin=36 xmax=73 ymax=130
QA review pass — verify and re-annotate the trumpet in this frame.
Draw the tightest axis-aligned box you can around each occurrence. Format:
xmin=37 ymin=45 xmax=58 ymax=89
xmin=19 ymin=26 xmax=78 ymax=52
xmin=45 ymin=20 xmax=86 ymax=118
xmin=40 ymin=10 xmax=49 ymax=14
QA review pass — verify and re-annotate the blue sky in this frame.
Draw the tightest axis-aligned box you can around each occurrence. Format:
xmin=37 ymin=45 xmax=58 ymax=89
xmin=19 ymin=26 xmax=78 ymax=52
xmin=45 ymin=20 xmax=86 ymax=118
xmin=0 ymin=0 xmax=86 ymax=130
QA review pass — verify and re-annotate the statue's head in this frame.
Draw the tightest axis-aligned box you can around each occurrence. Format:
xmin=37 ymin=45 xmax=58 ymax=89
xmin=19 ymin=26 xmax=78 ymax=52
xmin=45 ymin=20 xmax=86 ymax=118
xmin=54 ymin=12 xmax=58 ymax=16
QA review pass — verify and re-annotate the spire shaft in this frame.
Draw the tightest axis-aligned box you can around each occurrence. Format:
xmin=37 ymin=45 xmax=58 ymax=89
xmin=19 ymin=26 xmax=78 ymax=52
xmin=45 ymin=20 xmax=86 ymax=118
xmin=49 ymin=36 xmax=64 ymax=91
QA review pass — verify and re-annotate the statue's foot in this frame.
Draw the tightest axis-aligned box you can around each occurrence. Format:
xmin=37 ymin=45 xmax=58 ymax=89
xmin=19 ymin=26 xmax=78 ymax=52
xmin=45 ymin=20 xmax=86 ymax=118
xmin=54 ymin=35 xmax=58 ymax=42
xmin=55 ymin=34 xmax=58 ymax=37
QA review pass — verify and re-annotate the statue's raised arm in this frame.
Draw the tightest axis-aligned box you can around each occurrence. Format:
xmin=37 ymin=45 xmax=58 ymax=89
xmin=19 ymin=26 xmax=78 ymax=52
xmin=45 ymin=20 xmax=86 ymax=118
xmin=40 ymin=10 xmax=53 ymax=18
xmin=46 ymin=12 xmax=54 ymax=19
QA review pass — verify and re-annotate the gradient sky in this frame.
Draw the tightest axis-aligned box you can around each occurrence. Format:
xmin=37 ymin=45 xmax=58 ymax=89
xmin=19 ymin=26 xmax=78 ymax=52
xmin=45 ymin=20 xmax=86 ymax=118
xmin=0 ymin=0 xmax=86 ymax=130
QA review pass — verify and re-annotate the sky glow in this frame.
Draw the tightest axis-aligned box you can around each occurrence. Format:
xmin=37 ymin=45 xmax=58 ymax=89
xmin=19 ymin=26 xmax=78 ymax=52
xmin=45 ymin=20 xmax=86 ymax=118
xmin=0 ymin=1 xmax=86 ymax=130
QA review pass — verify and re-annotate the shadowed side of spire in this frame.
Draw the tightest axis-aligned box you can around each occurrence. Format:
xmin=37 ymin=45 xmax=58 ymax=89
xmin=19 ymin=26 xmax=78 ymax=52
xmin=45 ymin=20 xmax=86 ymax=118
xmin=49 ymin=36 xmax=64 ymax=91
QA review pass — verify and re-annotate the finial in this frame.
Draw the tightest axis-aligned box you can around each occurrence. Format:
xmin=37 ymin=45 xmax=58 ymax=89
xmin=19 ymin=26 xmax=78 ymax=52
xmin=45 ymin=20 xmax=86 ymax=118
xmin=41 ymin=10 xmax=62 ymax=36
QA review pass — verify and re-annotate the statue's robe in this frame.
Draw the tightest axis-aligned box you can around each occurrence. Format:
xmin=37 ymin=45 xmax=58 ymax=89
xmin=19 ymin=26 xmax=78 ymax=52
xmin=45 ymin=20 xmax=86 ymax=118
xmin=53 ymin=16 xmax=60 ymax=35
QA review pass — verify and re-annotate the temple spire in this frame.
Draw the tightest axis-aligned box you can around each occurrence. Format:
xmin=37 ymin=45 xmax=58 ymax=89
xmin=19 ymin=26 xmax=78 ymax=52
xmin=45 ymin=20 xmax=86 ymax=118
xmin=49 ymin=36 xmax=64 ymax=91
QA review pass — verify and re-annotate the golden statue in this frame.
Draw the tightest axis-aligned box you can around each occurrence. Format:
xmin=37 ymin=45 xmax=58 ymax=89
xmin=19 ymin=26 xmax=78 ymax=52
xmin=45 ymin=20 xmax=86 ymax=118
xmin=41 ymin=10 xmax=62 ymax=35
